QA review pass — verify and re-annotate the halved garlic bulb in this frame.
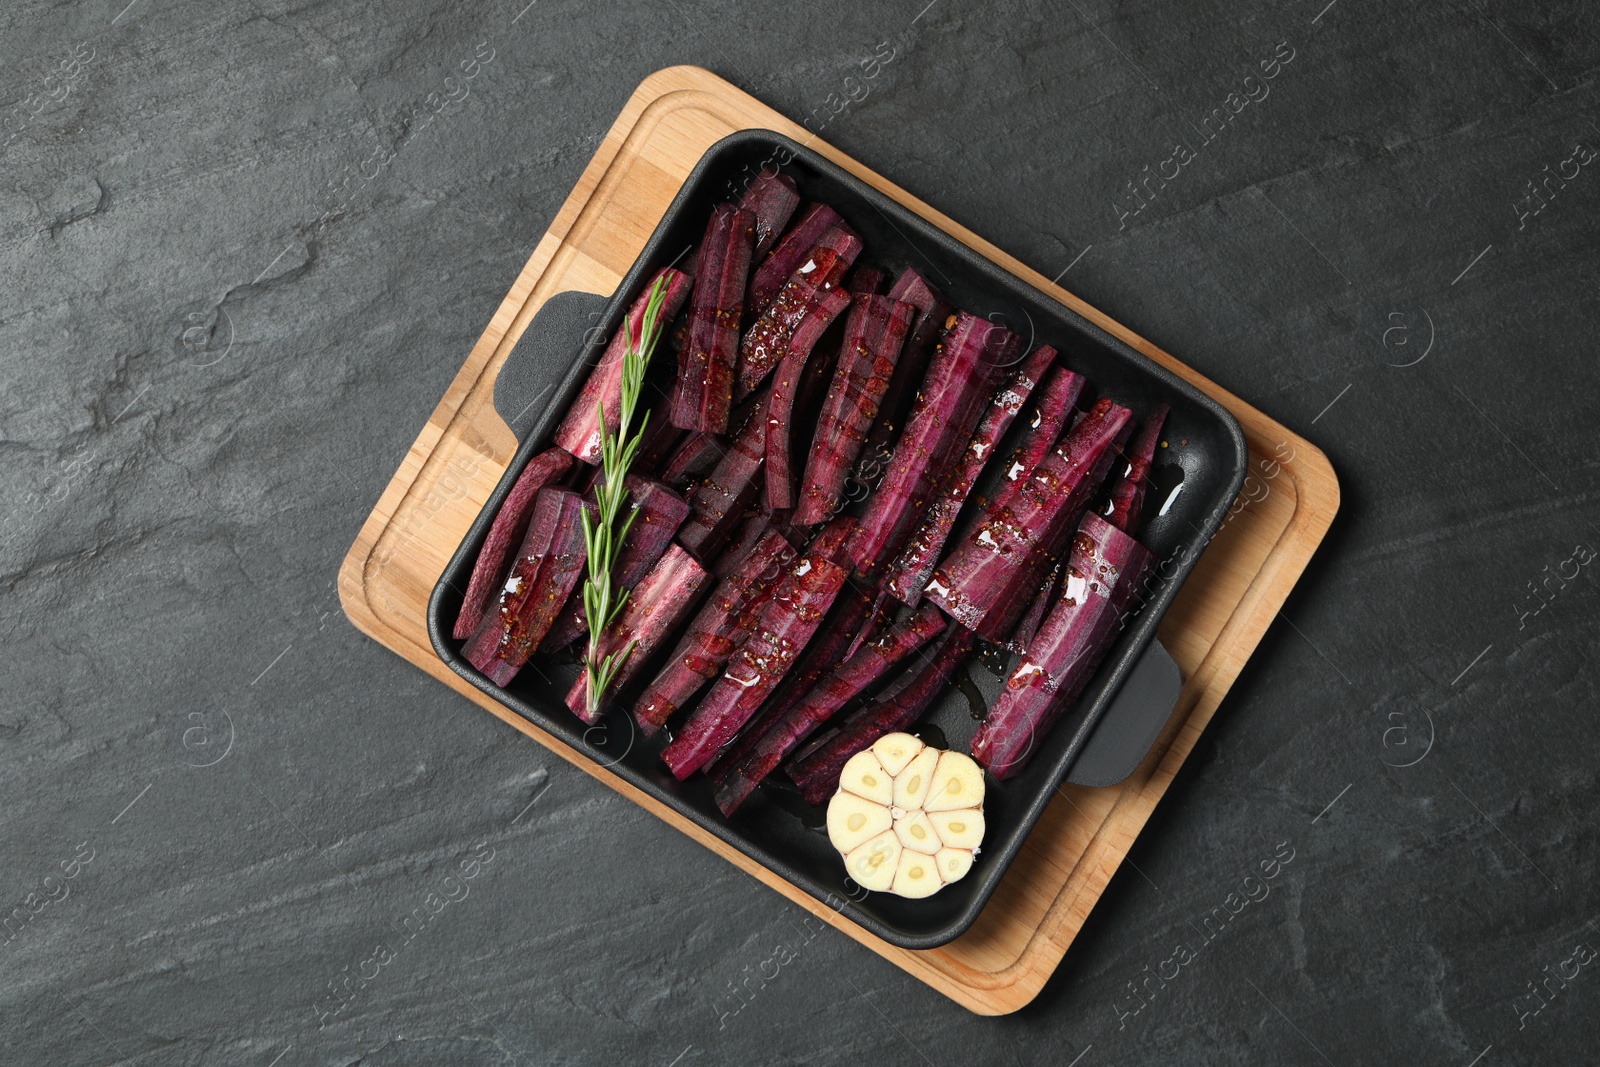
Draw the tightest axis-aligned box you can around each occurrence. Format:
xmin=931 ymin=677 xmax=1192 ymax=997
xmin=826 ymin=733 xmax=986 ymax=897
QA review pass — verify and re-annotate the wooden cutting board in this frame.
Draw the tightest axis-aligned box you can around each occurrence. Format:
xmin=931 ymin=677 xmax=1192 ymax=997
xmin=337 ymin=65 xmax=1339 ymax=1015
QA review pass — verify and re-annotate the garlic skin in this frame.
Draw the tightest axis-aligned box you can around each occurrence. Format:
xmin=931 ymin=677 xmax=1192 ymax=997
xmin=826 ymin=733 xmax=986 ymax=897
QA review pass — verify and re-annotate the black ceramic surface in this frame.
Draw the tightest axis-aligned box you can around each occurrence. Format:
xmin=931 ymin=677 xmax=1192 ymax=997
xmin=428 ymin=130 xmax=1247 ymax=949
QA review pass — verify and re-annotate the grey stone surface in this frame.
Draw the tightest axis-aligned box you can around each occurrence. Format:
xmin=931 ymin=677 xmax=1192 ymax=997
xmin=2 ymin=0 xmax=1597 ymax=1063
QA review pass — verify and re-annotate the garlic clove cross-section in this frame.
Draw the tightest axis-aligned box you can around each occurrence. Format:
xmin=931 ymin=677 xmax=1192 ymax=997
xmin=892 ymin=746 xmax=940 ymax=811
xmin=827 ymin=733 xmax=986 ymax=897
xmin=927 ymin=807 xmax=984 ymax=850
xmin=844 ymin=829 xmax=902 ymax=892
xmin=826 ymin=790 xmax=892 ymax=853
xmin=923 ymin=749 xmax=986 ymax=813
xmin=890 ymin=849 xmax=941 ymax=898
xmin=838 ymin=749 xmax=894 ymax=805
xmin=872 ymin=733 xmax=924 ymax=776
xmin=935 ymin=847 xmax=973 ymax=884
xmin=894 ymin=809 xmax=941 ymax=854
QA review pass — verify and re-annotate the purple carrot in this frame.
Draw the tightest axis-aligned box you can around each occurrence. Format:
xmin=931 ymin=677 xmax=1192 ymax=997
xmin=786 ymin=623 xmax=976 ymax=806
xmin=736 ymin=246 xmax=853 ymax=400
xmin=660 ymin=518 xmax=857 ymax=779
xmin=768 ymin=285 xmax=857 ymax=513
xmin=463 ymin=488 xmax=591 ymax=687
xmin=1102 ymin=404 xmax=1170 ymax=533
xmin=792 ymin=295 xmax=916 ymax=525
xmin=847 ymin=311 xmax=1021 ymax=578
xmin=846 ymin=265 xmax=884 ymax=294
xmin=711 ymin=510 xmax=779 ymax=581
xmin=566 ymin=544 xmax=710 ymax=723
xmin=539 ymin=477 xmax=690 ymax=651
xmin=747 ymin=203 xmax=846 ymax=315
xmin=634 ymin=531 xmax=798 ymax=735
xmin=843 ymin=586 xmax=896 ymax=662
xmin=714 ymin=603 xmax=947 ymax=815
xmin=677 ymin=391 xmax=769 ymax=561
xmin=990 ymin=365 xmax=1085 ymax=513
xmin=554 ymin=268 xmax=693 ymax=464
xmin=767 ymin=508 xmax=806 ymax=546
xmin=923 ymin=397 xmax=1133 ymax=642
xmin=971 ymin=513 xmax=1155 ymax=779
xmin=763 ymin=285 xmax=855 ymax=511
xmin=671 ymin=205 xmax=754 ymax=433
xmin=453 ymin=447 xmax=574 ymax=640
xmin=738 ymin=170 xmax=801 ymax=260
xmin=666 ymin=309 xmax=691 ymax=357
xmin=634 ymin=416 xmax=686 ymax=480
xmin=854 ymin=269 xmax=955 ymax=478
xmin=888 ymin=266 xmax=942 ymax=308
xmin=885 ymin=345 xmax=1057 ymax=607
xmin=1007 ymin=559 xmax=1062 ymax=654
xmin=567 ymin=457 xmax=600 ymax=494
xmin=816 ymin=227 xmax=863 ymax=277
xmin=660 ymin=431 xmax=729 ymax=489
xmin=702 ymin=583 xmax=879 ymax=781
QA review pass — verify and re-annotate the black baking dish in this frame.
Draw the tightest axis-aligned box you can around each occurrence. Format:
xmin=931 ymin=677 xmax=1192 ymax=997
xmin=429 ymin=130 xmax=1248 ymax=950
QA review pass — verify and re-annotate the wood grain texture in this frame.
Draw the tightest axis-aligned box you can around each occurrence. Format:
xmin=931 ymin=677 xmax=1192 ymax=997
xmin=337 ymin=65 xmax=1339 ymax=1015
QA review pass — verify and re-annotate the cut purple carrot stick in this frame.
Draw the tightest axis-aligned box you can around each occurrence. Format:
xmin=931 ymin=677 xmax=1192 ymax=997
xmin=747 ymin=203 xmax=846 ymax=315
xmin=792 ymin=295 xmax=916 ymax=525
xmin=554 ymin=268 xmax=693 ymax=464
xmin=540 ymin=476 xmax=690 ymax=652
xmin=786 ymin=622 xmax=976 ymax=806
xmin=971 ymin=513 xmax=1155 ymax=779
xmin=736 ymin=246 xmax=853 ymax=400
xmin=1006 ymin=558 xmax=1062 ymax=654
xmin=815 ymin=227 xmax=863 ymax=279
xmin=702 ymin=583 xmax=878 ymax=781
xmin=923 ymin=397 xmax=1132 ymax=642
xmin=660 ymin=518 xmax=857 ymax=779
xmin=768 ymin=507 xmax=807 ymax=547
xmin=677 ymin=391 xmax=769 ymax=561
xmin=847 ymin=311 xmax=1021 ymax=578
xmin=853 ymin=269 xmax=956 ymax=500
xmin=634 ymin=531 xmax=798 ymax=735
xmin=710 ymin=510 xmax=780 ymax=581
xmin=989 ymin=365 xmax=1085 ymax=513
xmin=1102 ymin=404 xmax=1170 ymax=533
xmin=666 ymin=309 xmax=691 ymax=357
xmin=634 ymin=416 xmax=686 ymax=480
xmin=888 ymin=265 xmax=942 ymax=307
xmin=463 ymin=487 xmax=591 ymax=687
xmin=783 ymin=285 xmax=854 ymax=430
xmin=763 ymin=285 xmax=854 ymax=511
xmin=846 ymin=265 xmax=884 ymax=295
xmin=566 ymin=544 xmax=710 ymax=724
xmin=884 ymin=344 xmax=1057 ymax=607
xmin=861 ymin=271 xmax=951 ymax=445
xmin=660 ymin=430 xmax=728 ymax=490
xmin=671 ymin=205 xmax=755 ymax=433
xmin=737 ymin=170 xmax=801 ymax=260
xmin=843 ymin=585 xmax=895 ymax=662
xmin=453 ymin=446 xmax=574 ymax=640
xmin=713 ymin=602 xmax=946 ymax=815
xmin=567 ymin=457 xmax=600 ymax=493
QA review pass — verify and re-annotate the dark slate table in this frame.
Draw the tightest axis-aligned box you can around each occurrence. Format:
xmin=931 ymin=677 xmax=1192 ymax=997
xmin=4 ymin=0 xmax=1596 ymax=1063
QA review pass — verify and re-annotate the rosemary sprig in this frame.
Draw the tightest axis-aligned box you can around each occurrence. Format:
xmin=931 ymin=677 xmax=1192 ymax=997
xmin=580 ymin=275 xmax=672 ymax=719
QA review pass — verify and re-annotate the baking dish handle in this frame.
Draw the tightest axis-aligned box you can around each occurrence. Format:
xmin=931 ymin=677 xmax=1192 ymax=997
xmin=492 ymin=290 xmax=611 ymax=441
xmin=1065 ymin=639 xmax=1183 ymax=788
